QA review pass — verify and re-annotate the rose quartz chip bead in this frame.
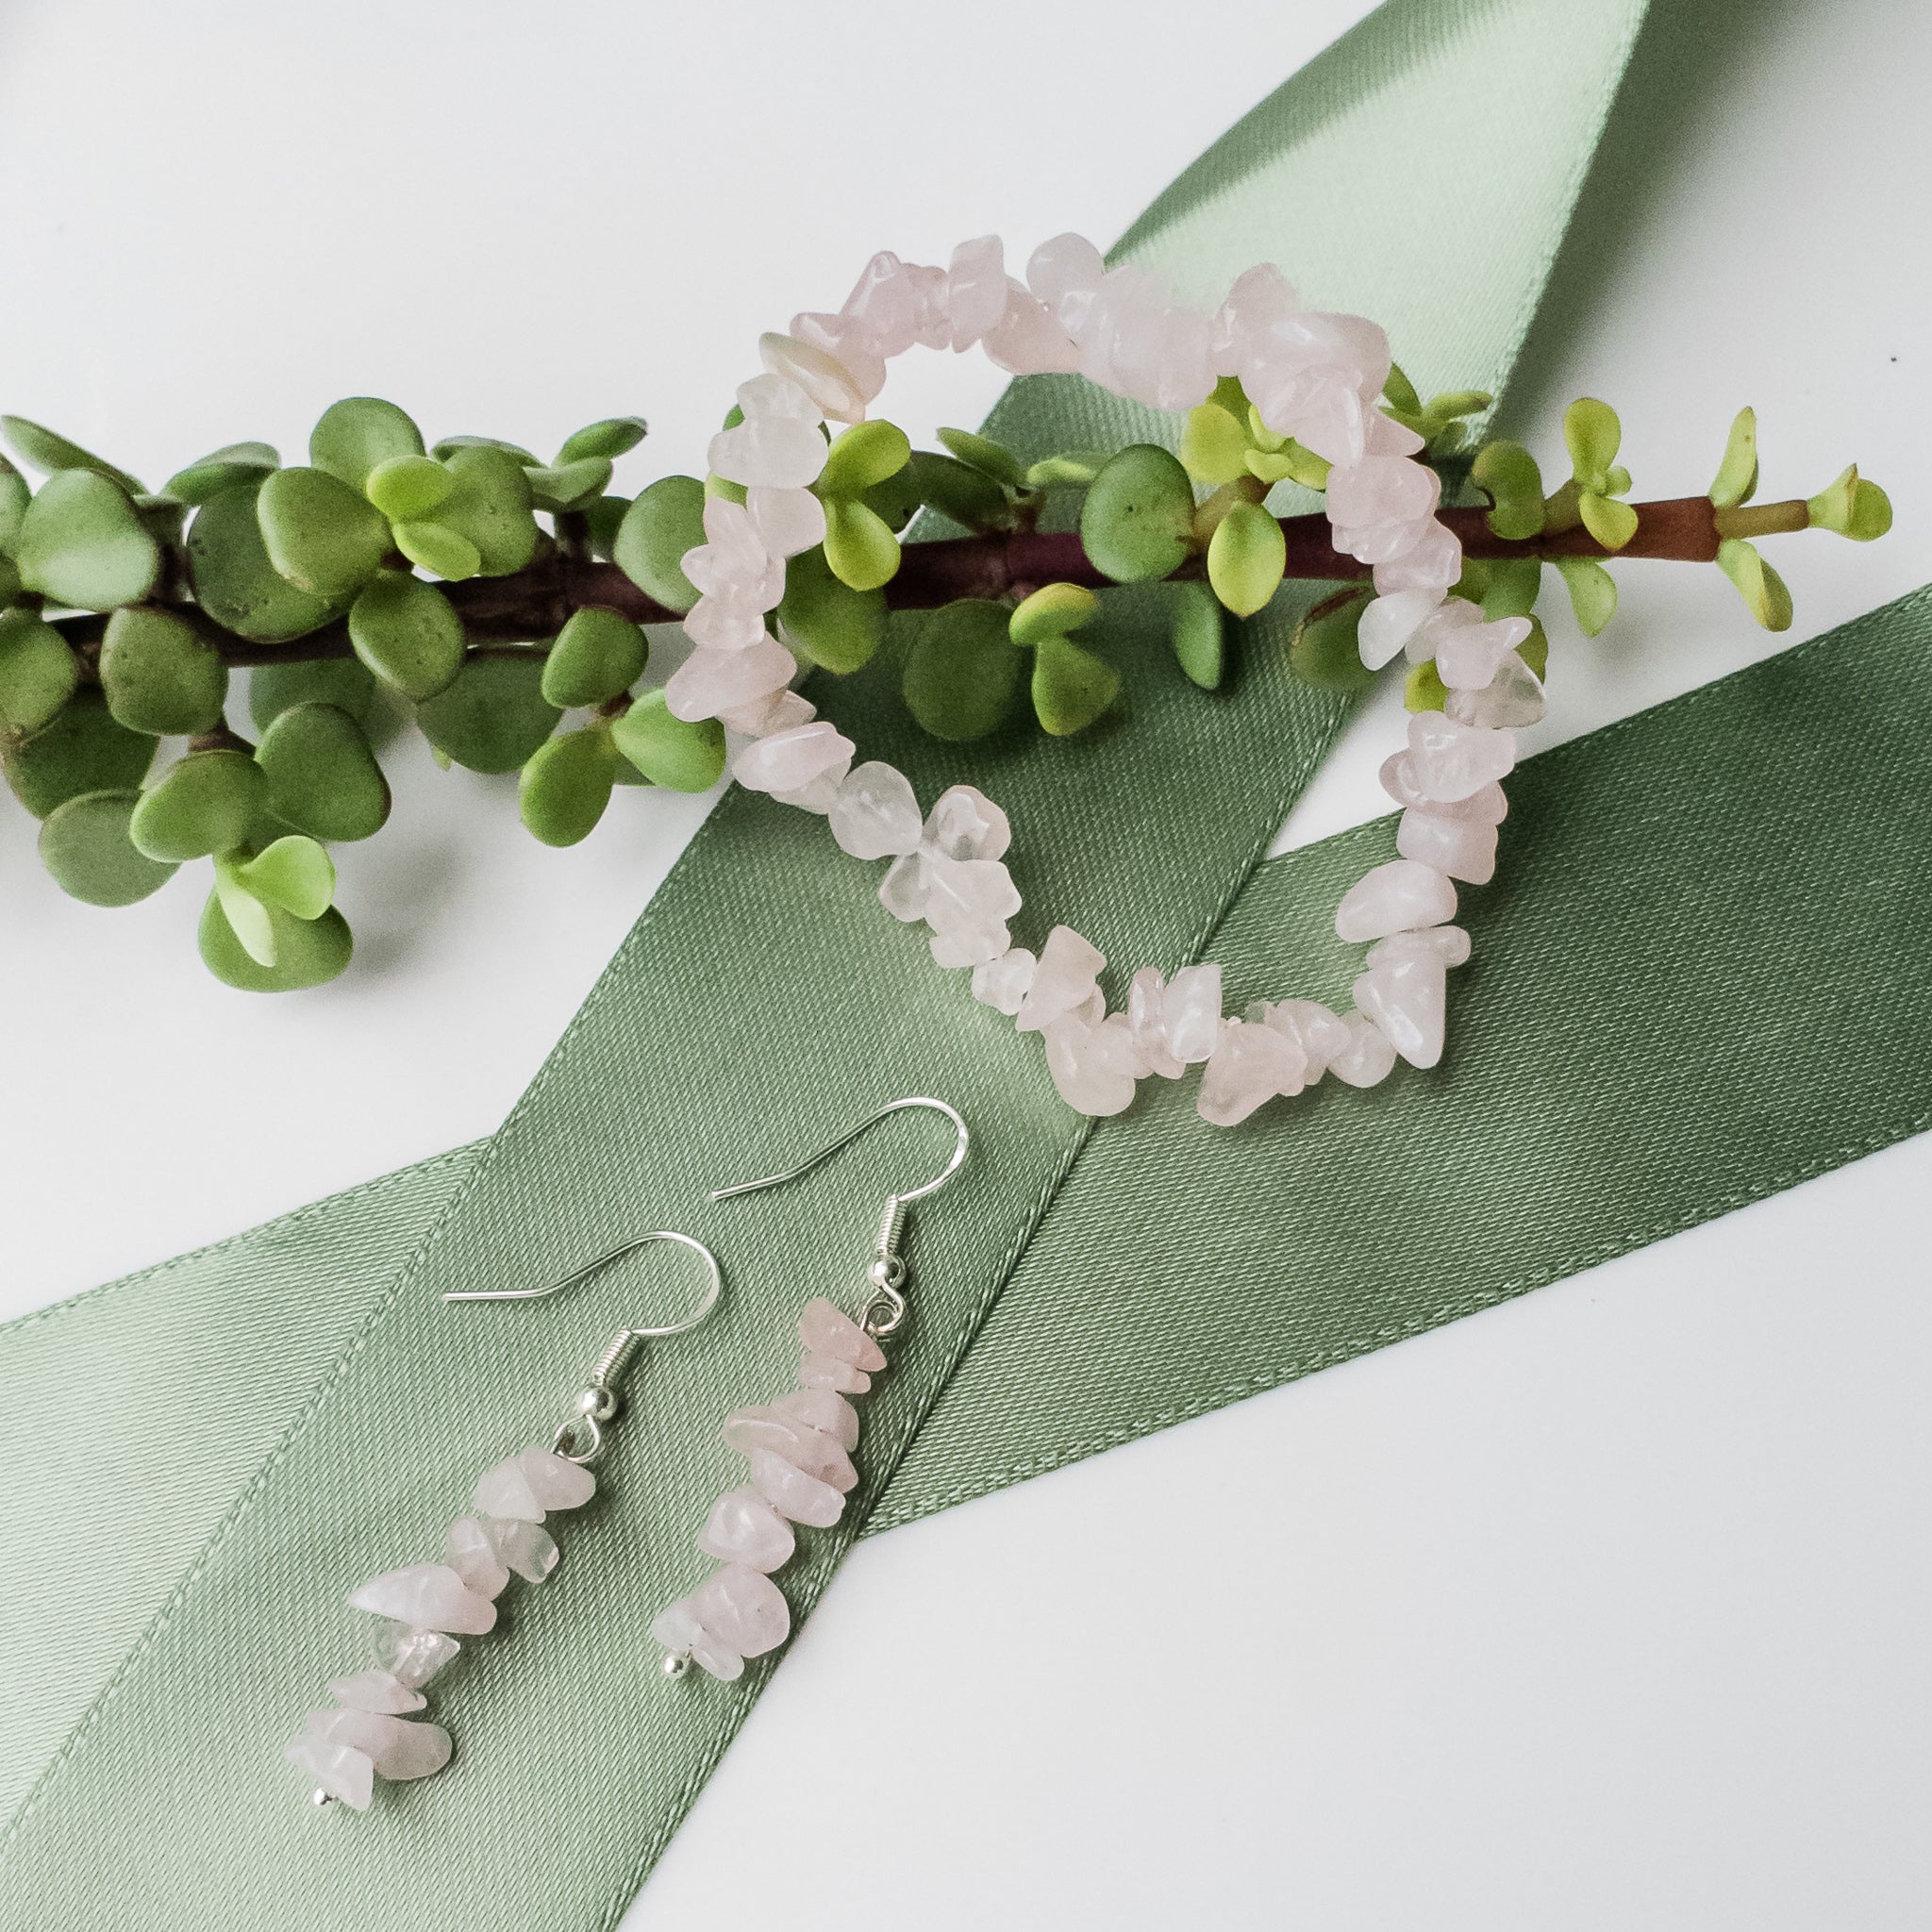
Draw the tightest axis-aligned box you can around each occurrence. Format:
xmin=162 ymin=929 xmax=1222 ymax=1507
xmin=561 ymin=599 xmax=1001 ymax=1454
xmin=658 ymin=1297 xmax=891 ymax=1680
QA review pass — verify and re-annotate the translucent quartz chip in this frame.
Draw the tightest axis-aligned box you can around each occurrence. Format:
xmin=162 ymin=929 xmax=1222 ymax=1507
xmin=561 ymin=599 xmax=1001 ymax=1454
xmin=1015 ymin=925 xmax=1105 ymax=1034
xmin=789 ymin=310 xmax=887 ymax=405
xmin=839 ymin=249 xmax=923 ymax=358
xmin=368 ymin=1623 xmax=458 ymax=1690
xmin=697 ymin=1486 xmax=796 ymax=1573
xmin=1254 ymin=998 xmax=1346 ymax=1085
xmin=718 ymin=687 xmax=813 ymax=739
xmin=471 ymin=1457 xmax=544 ymax=1523
xmin=798 ymin=1351 xmax=871 ymax=1395
xmin=1334 ymin=858 xmax=1457 ymax=943
xmin=758 ymin=332 xmax=868 ymax=424
xmin=707 ymin=413 xmax=828 ymax=491
xmin=972 ymin=946 xmax=1037 ymax=1016
xmin=285 ymin=1737 xmax=373 ymax=1811
xmin=878 ymin=851 xmax=931 ymax=924
xmin=693 ymin=1565 xmax=791 ymax=1658
xmin=1042 ymin=1013 xmax=1140 ymax=1117
xmin=733 ymin=372 xmax=820 ymax=424
xmin=1026 ymin=231 xmax=1107 ymax=308
xmin=1430 ymin=609 xmax=1532 ymax=691
xmin=442 ymin=1515 xmax=511 ymax=1598
xmin=1353 ymin=945 xmax=1448 ymax=1070
xmin=1397 ymin=808 xmax=1498 ymax=885
xmin=735 ymin=721 xmax=855 ymax=797
xmin=798 ymin=1295 xmax=888 ymax=1371
xmin=308 ymin=1707 xmax=453 ymax=1782
xmin=664 ymin=636 xmax=794 ymax=724
xmin=723 ymin=1405 xmax=857 ymax=1492
xmin=1374 ymin=521 xmax=1461 ymax=596
xmin=983 ymin=280 xmax=1082 ymax=376
xmin=1197 ymin=1019 xmax=1304 ymax=1127
xmin=929 ymin=919 xmax=1008 ymax=970
xmin=774 ymin=769 xmax=846 ymax=815
xmin=348 ymin=1564 xmax=496 ymax=1636
xmin=1446 ymin=654 xmax=1546 ymax=729
xmin=683 ymin=595 xmax=770 ymax=652
xmin=774 ymin=1387 xmax=859 ymax=1452
xmin=829 ymin=761 xmax=922 ymax=860
xmin=1126 ymin=968 xmax=1185 ymax=1079
xmin=1327 ymin=1011 xmax=1399 ymax=1088
xmin=653 ymin=1597 xmax=743 ymax=1681
xmin=1379 ymin=754 xmax=1507 ymax=824
xmin=1405 ymin=711 xmax=1517 ymax=802
xmin=745 ymin=484 xmax=826 ymax=559
xmin=517 ymin=1445 xmax=596 ymax=1509
xmin=1368 ymin=925 xmax=1470 ymax=968
xmin=1357 ymin=589 xmax=1441 ymax=669
xmin=924 ymin=784 xmax=1010 ymax=861
xmin=327 ymin=1669 xmax=425 ymax=1715
xmin=485 ymin=1518 xmax=560 ymax=1585
xmin=1209 ymin=261 xmax=1298 ymax=373
xmin=1327 ymin=453 xmax=1439 ymax=529
xmin=749 ymin=1447 xmax=844 ymax=1528
xmin=1162 ymin=963 xmax=1224 ymax=1065
xmin=946 ymin=234 xmax=1008 ymax=351
xmin=923 ymin=855 xmax=1021 ymax=935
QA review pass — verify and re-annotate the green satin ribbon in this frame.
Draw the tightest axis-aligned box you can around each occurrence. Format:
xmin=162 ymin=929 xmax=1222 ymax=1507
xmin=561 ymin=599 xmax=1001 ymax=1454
xmin=26 ymin=0 xmax=1920 ymax=1921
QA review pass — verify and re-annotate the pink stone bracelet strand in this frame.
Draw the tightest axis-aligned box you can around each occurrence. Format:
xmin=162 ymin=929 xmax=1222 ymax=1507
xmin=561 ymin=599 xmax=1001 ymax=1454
xmin=665 ymin=232 xmax=1540 ymax=1124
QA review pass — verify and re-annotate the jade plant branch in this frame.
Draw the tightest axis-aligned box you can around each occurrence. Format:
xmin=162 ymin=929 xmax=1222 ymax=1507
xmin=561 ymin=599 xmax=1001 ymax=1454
xmin=46 ymin=493 xmax=1783 ymax=671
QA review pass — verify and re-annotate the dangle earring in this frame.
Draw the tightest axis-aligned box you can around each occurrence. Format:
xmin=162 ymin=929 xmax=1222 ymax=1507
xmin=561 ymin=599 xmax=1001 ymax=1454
xmin=287 ymin=1230 xmax=724 ymax=1811
xmin=653 ymin=1096 xmax=969 ymax=1681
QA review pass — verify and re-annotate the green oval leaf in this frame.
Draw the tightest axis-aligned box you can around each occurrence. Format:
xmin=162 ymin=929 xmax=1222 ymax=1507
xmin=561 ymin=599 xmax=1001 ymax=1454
xmin=541 ymin=606 xmax=645 ymax=708
xmin=1553 ymin=556 xmax=1619 ymax=637
xmin=239 ymin=833 xmax=336 ymax=919
xmin=1179 ymin=402 xmax=1251 ymax=487
xmin=1480 ymin=557 xmax=1541 ymax=621
xmin=2 ymin=415 xmax=143 ymax=493
xmin=904 ymin=451 xmax=1012 ymax=534
xmin=391 ymin=518 xmax=482 ymax=581
xmin=1287 ymin=588 xmax=1376 ymax=694
xmin=3 ymin=688 xmax=157 ymax=818
xmin=902 ymin=599 xmax=1023 ymax=741
xmin=935 ymin=426 xmax=1024 ymax=488
xmin=777 ymin=544 xmax=885 ymax=674
xmin=1714 ymin=538 xmax=1792 ymax=633
xmin=584 ymin=493 xmax=631 ymax=560
xmin=1079 ymin=444 xmax=1195 ymax=583
xmin=1206 ymin=498 xmax=1287 ymax=617
xmin=248 ymin=657 xmax=378 ymax=733
xmin=434 ymin=444 xmax=538 ymax=576
xmin=1009 ymin=582 xmax=1097 ymax=647
xmin=415 ymin=653 xmax=560 ymax=772
xmin=348 ymin=572 xmax=465 ymax=700
xmin=130 ymin=748 xmax=263 ymax=861
xmin=524 ymin=457 xmax=615 ymax=515
xmin=1170 ymin=580 xmax=1226 ymax=690
xmin=100 ymin=607 xmax=228 ymax=735
xmin=0 ymin=608 xmax=78 ymax=734
xmin=608 ymin=688 xmax=724 ymax=791
xmin=0 ymin=458 xmax=30 ymax=552
xmin=187 ymin=484 xmax=341 ymax=643
xmin=1562 ymin=396 xmax=1622 ymax=492
xmin=364 ymin=454 xmax=454 ymax=523
xmin=15 ymin=470 xmax=159 ymax=609
xmin=257 ymin=702 xmax=391 ymax=841
xmin=1471 ymin=440 xmax=1546 ymax=541
xmin=199 ymin=890 xmax=352 ymax=991
xmin=612 ymin=475 xmax=705 ymax=611
xmin=431 ymin=434 xmax=540 ymax=465
xmin=310 ymin=397 xmax=425 ymax=491
xmin=1031 ymin=634 xmax=1121 ymax=736
xmin=257 ymin=467 xmax=392 ymax=600
xmin=1707 ymin=408 xmax=1758 ymax=508
xmin=1577 ymin=490 xmax=1640 ymax=553
xmin=38 ymin=789 xmax=177 ymax=906
xmin=821 ymin=499 xmax=900 ymax=591
xmin=558 ymin=417 xmax=648 ymax=464
xmin=518 ymin=726 xmax=616 ymax=847
xmin=821 ymin=420 xmax=912 ymax=499
xmin=163 ymin=441 xmax=280 ymax=507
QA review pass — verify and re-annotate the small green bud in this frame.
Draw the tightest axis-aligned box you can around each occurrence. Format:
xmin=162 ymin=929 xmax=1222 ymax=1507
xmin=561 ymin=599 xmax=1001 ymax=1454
xmin=1031 ymin=634 xmax=1120 ymax=737
xmin=1562 ymin=396 xmax=1622 ymax=492
xmin=1714 ymin=538 xmax=1793 ymax=632
xmin=1807 ymin=464 xmax=1892 ymax=541
xmin=1708 ymin=408 xmax=1758 ymax=508
xmin=1206 ymin=499 xmax=1286 ymax=617
xmin=1577 ymin=491 xmax=1639 ymax=552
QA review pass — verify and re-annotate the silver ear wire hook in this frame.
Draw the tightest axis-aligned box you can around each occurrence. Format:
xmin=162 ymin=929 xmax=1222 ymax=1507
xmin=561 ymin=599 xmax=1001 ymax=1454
xmin=709 ymin=1096 xmax=969 ymax=1337
xmin=443 ymin=1229 xmax=723 ymax=1462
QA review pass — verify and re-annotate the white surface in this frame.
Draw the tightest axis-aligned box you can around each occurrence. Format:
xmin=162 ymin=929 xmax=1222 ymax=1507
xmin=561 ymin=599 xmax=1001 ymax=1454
xmin=0 ymin=0 xmax=1925 ymax=1923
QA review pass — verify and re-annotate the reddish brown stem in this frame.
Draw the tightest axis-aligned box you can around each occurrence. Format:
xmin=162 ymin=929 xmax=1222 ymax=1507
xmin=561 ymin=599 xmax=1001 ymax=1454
xmin=50 ymin=495 xmax=1736 ymax=669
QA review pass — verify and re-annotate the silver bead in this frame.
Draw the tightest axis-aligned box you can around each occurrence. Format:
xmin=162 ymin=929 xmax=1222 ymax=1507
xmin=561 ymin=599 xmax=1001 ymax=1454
xmin=661 ymin=1652 xmax=692 ymax=1680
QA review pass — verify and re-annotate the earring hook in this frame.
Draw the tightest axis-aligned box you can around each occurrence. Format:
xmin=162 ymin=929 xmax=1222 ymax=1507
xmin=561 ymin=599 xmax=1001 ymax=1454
xmin=443 ymin=1229 xmax=724 ymax=1461
xmin=709 ymin=1096 xmax=968 ymax=1337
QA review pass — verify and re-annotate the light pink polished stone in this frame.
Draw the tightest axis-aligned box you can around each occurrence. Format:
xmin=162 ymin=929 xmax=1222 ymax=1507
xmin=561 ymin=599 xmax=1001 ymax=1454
xmin=734 ymin=720 xmax=855 ymax=796
xmin=308 ymin=1707 xmax=453 ymax=1781
xmin=1369 ymin=925 xmax=1471 ymax=969
xmin=718 ymin=687 xmax=813 ymax=739
xmin=1405 ymin=710 xmax=1517 ymax=802
xmin=1197 ymin=1019 xmax=1305 ymax=1127
xmin=708 ymin=412 xmax=829 ymax=491
xmin=693 ymin=1564 xmax=792 ymax=1658
xmin=1354 ymin=947 xmax=1448 ymax=1070
xmin=286 ymin=1737 xmax=373 ymax=1811
xmin=789 ymin=309 xmax=888 ymax=403
xmin=829 ymin=760 xmax=923 ymax=860
xmin=774 ymin=1387 xmax=860 ymax=1451
xmin=983 ymin=280 xmax=1082 ymax=375
xmin=653 ymin=1597 xmax=743 ymax=1681
xmin=486 ymin=1518 xmax=561 ymax=1584
xmin=368 ymin=1623 xmax=458 ymax=1689
xmin=924 ymin=855 xmax=1021 ymax=932
xmin=1379 ymin=754 xmax=1508 ymax=824
xmin=1042 ymin=1012 xmax=1140 ymax=1117
xmin=1026 ymin=231 xmax=1107 ymax=308
xmin=1254 ymin=998 xmax=1346 ymax=1085
xmin=970 ymin=945 xmax=1035 ymax=1018
xmin=946 ymin=234 xmax=1008 ymax=350
xmin=348 ymin=1564 xmax=496 ymax=1635
xmin=1334 ymin=858 xmax=1457 ymax=943
xmin=929 ymin=919 xmax=1008 ymax=970
xmin=698 ymin=1486 xmax=796 ymax=1572
xmin=723 ymin=1405 xmax=856 ymax=1491
xmin=1015 ymin=924 xmax=1106 ymax=1033
xmin=798 ymin=1296 xmax=888 ymax=1372
xmin=664 ymin=636 xmax=794 ymax=723
xmin=758 ymin=332 xmax=868 ymax=423
xmin=1374 ymin=520 xmax=1462 ymax=596
xmin=1327 ymin=1011 xmax=1399 ymax=1088
xmin=1397 ymin=808 xmax=1498 ymax=885
xmin=327 ymin=1669 xmax=425 ymax=1715
xmin=1126 ymin=968 xmax=1184 ymax=1078
xmin=1163 ymin=963 xmax=1224 ymax=1065
xmin=798 ymin=1351 xmax=871 ymax=1394
xmin=924 ymin=783 xmax=1011 ymax=861
xmin=745 ymin=484 xmax=827 ymax=559
xmin=442 ymin=1515 xmax=511 ymax=1597
xmin=749 ymin=1447 xmax=844 ymax=1528
xmin=1357 ymin=588 xmax=1441 ymax=668
xmin=471 ymin=1456 xmax=543 ymax=1523
xmin=518 ymin=1444 xmax=596 ymax=1509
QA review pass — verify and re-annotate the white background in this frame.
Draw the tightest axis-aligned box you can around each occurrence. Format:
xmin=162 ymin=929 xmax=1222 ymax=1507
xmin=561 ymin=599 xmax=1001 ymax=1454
xmin=2 ymin=1 xmax=1927 ymax=1924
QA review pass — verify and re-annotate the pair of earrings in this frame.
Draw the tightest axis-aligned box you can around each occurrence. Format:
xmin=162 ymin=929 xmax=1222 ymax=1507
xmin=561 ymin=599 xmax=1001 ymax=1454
xmin=287 ymin=1096 xmax=969 ymax=1812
